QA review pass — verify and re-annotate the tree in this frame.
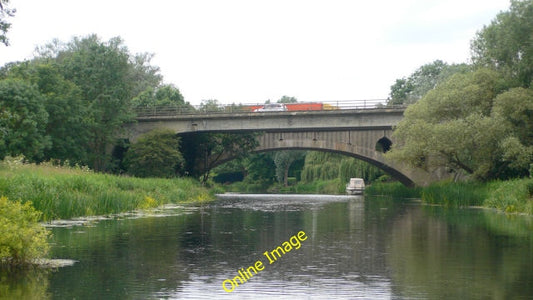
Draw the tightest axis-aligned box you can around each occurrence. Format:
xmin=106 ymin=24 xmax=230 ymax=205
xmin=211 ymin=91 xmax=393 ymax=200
xmin=181 ymin=132 xmax=259 ymax=183
xmin=0 ymin=0 xmax=15 ymax=46
xmin=198 ymin=99 xmax=223 ymax=112
xmin=132 ymin=84 xmax=193 ymax=112
xmin=388 ymin=60 xmax=470 ymax=105
xmin=277 ymin=95 xmax=298 ymax=103
xmin=243 ymin=153 xmax=276 ymax=183
xmin=46 ymin=35 xmax=161 ymax=170
xmin=387 ymin=69 xmax=511 ymax=180
xmin=124 ymin=129 xmax=185 ymax=178
xmin=471 ymin=0 xmax=533 ymax=88
xmin=492 ymin=88 xmax=533 ymax=176
xmin=0 ymin=79 xmax=50 ymax=161
xmin=4 ymin=62 xmax=90 ymax=164
xmin=273 ymin=150 xmax=306 ymax=186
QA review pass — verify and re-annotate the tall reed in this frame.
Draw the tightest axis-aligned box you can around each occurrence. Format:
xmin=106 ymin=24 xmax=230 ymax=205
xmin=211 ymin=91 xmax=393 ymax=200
xmin=0 ymin=161 xmax=212 ymax=221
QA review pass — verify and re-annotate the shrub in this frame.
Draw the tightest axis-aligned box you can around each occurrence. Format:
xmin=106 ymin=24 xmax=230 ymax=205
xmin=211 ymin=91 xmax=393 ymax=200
xmin=0 ymin=196 xmax=50 ymax=266
xmin=485 ymin=179 xmax=533 ymax=214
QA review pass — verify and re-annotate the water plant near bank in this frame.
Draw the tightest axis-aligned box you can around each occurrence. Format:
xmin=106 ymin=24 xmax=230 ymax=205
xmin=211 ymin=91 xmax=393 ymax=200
xmin=0 ymin=158 xmax=213 ymax=221
xmin=366 ymin=179 xmax=533 ymax=214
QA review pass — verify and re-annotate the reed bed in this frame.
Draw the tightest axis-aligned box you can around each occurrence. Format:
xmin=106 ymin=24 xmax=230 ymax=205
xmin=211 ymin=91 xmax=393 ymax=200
xmin=0 ymin=160 xmax=212 ymax=221
xmin=366 ymin=178 xmax=533 ymax=214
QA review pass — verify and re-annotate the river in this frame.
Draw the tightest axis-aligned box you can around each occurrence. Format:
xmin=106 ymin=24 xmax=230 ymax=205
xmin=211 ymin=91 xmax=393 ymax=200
xmin=1 ymin=194 xmax=532 ymax=299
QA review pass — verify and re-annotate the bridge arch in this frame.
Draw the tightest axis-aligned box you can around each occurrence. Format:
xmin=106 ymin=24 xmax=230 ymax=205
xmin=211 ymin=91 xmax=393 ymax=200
xmin=205 ymin=131 xmax=422 ymax=187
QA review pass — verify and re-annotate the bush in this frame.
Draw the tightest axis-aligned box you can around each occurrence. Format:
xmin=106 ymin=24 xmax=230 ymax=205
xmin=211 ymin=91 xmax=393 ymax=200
xmin=485 ymin=179 xmax=533 ymax=214
xmin=124 ymin=129 xmax=185 ymax=178
xmin=0 ymin=196 xmax=50 ymax=267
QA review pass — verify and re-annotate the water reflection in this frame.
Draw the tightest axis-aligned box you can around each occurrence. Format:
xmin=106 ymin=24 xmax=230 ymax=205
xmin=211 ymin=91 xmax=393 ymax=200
xmin=1 ymin=195 xmax=531 ymax=299
xmin=0 ymin=268 xmax=51 ymax=300
xmin=389 ymin=206 xmax=533 ymax=299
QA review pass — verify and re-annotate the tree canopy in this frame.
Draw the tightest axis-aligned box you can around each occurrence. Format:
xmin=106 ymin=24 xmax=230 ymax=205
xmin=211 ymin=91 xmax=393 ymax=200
xmin=388 ymin=68 xmax=532 ymax=180
xmin=0 ymin=35 xmax=164 ymax=170
xmin=0 ymin=79 xmax=50 ymax=161
xmin=388 ymin=60 xmax=470 ymax=105
xmin=471 ymin=0 xmax=533 ymax=88
xmin=124 ymin=129 xmax=185 ymax=178
xmin=387 ymin=1 xmax=533 ymax=181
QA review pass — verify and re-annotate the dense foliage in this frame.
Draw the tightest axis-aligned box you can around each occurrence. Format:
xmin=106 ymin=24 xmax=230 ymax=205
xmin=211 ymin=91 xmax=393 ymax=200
xmin=388 ymin=60 xmax=470 ymax=105
xmin=301 ymin=152 xmax=385 ymax=184
xmin=471 ymin=0 xmax=533 ymax=88
xmin=0 ymin=35 xmax=163 ymax=171
xmin=124 ymin=129 xmax=185 ymax=178
xmin=0 ymin=196 xmax=50 ymax=266
xmin=387 ymin=0 xmax=533 ymax=181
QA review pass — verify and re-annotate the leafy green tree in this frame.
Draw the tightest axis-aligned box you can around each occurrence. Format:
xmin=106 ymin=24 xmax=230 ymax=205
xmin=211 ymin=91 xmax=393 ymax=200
xmin=0 ymin=0 xmax=15 ymax=46
xmin=132 ymin=84 xmax=193 ymax=113
xmin=181 ymin=132 xmax=259 ymax=183
xmin=300 ymin=152 xmax=342 ymax=182
xmin=0 ymin=79 xmax=50 ymax=161
xmin=388 ymin=60 xmax=470 ymax=105
xmin=471 ymin=0 xmax=533 ymax=88
xmin=277 ymin=95 xmax=298 ymax=103
xmin=198 ymin=99 xmax=223 ymax=112
xmin=42 ymin=35 xmax=162 ymax=170
xmin=124 ymin=129 xmax=185 ymax=178
xmin=244 ymin=153 xmax=276 ymax=183
xmin=300 ymin=151 xmax=384 ymax=183
xmin=4 ymin=62 xmax=90 ymax=164
xmin=387 ymin=69 xmax=511 ymax=180
xmin=273 ymin=150 xmax=306 ymax=186
xmin=492 ymin=88 xmax=533 ymax=177
xmin=127 ymin=52 xmax=162 ymax=98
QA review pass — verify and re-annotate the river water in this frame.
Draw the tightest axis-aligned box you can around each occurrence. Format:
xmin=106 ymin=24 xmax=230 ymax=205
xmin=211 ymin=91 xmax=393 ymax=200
xmin=1 ymin=194 xmax=532 ymax=299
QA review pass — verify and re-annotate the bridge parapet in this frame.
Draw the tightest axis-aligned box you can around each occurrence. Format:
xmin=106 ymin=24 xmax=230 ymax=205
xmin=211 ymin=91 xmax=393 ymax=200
xmin=134 ymin=99 xmax=403 ymax=117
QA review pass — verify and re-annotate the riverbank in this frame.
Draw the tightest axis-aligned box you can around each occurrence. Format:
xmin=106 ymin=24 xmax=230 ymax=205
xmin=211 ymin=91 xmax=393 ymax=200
xmin=366 ymin=179 xmax=533 ymax=214
xmin=0 ymin=158 xmax=213 ymax=221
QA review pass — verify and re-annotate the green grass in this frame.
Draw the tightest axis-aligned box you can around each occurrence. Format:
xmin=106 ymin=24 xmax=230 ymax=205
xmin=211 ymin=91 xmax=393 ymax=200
xmin=484 ymin=178 xmax=533 ymax=214
xmin=365 ymin=178 xmax=533 ymax=214
xmin=365 ymin=181 xmax=422 ymax=198
xmin=0 ymin=160 xmax=213 ymax=221
xmin=420 ymin=181 xmax=489 ymax=207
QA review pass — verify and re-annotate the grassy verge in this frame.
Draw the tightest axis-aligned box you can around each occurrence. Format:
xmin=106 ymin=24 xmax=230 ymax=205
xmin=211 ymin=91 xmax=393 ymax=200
xmin=0 ymin=159 xmax=213 ymax=221
xmin=365 ymin=179 xmax=533 ymax=214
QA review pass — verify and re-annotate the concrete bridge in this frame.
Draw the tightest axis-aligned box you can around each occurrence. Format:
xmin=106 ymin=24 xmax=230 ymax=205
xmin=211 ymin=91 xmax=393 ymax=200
xmin=127 ymin=108 xmax=447 ymax=186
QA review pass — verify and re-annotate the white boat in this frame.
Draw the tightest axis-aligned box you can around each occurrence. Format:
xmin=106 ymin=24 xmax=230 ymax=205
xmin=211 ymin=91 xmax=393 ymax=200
xmin=346 ymin=178 xmax=365 ymax=195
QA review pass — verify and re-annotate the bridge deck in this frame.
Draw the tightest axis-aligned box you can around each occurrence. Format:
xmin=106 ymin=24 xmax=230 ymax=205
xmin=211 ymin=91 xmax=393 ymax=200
xmin=133 ymin=108 xmax=406 ymax=134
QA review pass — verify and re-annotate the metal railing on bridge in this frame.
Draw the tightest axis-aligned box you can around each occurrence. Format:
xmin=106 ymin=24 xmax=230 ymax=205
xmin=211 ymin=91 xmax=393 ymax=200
xmin=134 ymin=99 xmax=402 ymax=117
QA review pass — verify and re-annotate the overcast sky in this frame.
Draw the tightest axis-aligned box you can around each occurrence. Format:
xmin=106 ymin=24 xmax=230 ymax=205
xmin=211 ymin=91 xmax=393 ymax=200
xmin=1 ymin=0 xmax=510 ymax=105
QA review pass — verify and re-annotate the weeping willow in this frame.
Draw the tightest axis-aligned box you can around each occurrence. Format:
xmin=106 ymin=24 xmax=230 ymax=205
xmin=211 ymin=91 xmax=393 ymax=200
xmin=300 ymin=152 xmax=384 ymax=183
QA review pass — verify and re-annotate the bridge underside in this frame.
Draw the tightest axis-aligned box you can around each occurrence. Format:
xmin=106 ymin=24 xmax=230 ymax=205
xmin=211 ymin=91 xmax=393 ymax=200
xmin=198 ymin=130 xmax=449 ymax=187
